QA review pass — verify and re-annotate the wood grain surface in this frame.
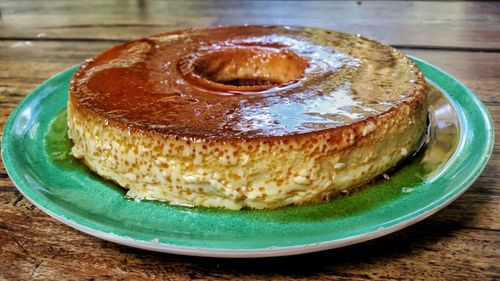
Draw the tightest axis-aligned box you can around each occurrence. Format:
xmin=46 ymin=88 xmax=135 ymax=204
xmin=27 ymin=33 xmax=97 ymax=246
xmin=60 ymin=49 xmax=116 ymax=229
xmin=0 ymin=1 xmax=499 ymax=280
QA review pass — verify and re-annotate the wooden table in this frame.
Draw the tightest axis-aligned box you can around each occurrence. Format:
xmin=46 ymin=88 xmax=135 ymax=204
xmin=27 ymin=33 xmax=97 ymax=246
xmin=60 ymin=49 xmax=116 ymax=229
xmin=1 ymin=1 xmax=498 ymax=280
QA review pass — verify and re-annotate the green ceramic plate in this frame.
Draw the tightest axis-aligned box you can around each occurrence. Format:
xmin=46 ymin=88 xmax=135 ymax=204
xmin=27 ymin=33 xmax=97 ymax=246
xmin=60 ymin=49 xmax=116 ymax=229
xmin=2 ymin=57 xmax=493 ymax=258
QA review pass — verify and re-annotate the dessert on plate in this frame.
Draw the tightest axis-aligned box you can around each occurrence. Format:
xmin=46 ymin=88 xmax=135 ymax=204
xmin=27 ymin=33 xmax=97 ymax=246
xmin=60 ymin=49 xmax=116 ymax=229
xmin=67 ymin=25 xmax=428 ymax=210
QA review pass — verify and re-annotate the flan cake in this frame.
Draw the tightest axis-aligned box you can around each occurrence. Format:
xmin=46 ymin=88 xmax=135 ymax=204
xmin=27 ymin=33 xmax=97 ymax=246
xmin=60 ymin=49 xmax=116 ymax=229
xmin=67 ymin=25 xmax=428 ymax=210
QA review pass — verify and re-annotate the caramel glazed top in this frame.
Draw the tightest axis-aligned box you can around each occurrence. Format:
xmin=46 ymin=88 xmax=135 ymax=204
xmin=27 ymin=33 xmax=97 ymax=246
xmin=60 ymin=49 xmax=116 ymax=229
xmin=70 ymin=25 xmax=426 ymax=140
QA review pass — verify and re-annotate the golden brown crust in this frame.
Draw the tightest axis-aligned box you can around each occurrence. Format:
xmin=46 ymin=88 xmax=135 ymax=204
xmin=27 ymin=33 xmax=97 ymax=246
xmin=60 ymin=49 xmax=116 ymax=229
xmin=69 ymin=25 xmax=426 ymax=140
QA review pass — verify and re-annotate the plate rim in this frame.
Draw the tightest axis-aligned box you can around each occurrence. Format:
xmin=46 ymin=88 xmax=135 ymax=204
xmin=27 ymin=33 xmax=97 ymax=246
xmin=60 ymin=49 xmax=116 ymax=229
xmin=1 ymin=56 xmax=494 ymax=258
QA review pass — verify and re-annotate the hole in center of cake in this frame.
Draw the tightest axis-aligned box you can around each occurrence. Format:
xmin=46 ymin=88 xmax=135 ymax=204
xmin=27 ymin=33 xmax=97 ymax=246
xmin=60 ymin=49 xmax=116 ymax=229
xmin=182 ymin=47 xmax=309 ymax=92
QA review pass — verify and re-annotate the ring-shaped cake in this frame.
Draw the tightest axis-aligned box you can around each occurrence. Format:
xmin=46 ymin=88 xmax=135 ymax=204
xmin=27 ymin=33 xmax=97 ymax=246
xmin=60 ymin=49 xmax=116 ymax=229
xmin=67 ymin=25 xmax=428 ymax=209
